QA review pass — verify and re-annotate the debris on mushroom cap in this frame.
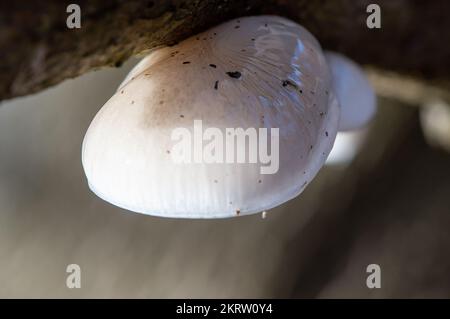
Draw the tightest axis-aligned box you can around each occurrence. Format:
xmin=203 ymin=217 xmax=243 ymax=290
xmin=226 ymin=71 xmax=242 ymax=79
xmin=82 ymin=15 xmax=341 ymax=219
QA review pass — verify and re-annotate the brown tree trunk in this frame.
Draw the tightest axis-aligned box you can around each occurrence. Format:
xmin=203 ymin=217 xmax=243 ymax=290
xmin=1 ymin=0 xmax=449 ymax=101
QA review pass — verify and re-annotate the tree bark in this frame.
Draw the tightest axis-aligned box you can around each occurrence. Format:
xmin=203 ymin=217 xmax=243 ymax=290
xmin=1 ymin=0 xmax=449 ymax=101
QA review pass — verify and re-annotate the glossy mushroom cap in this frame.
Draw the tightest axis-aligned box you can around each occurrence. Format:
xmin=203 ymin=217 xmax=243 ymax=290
xmin=82 ymin=15 xmax=340 ymax=218
xmin=325 ymin=51 xmax=376 ymax=131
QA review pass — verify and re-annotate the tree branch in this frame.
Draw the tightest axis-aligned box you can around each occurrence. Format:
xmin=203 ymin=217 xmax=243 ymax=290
xmin=1 ymin=0 xmax=449 ymax=101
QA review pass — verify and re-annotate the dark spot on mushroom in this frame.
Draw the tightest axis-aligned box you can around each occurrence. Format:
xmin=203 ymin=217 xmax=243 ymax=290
xmin=226 ymin=71 xmax=241 ymax=79
xmin=310 ymin=145 xmax=313 ymax=150
xmin=320 ymin=112 xmax=324 ymax=117
xmin=214 ymin=179 xmax=218 ymax=183
xmin=166 ymin=150 xmax=170 ymax=154
xmin=264 ymin=23 xmax=268 ymax=27
xmin=258 ymin=179 xmax=262 ymax=183
xmin=310 ymin=91 xmax=315 ymax=95
xmin=131 ymin=100 xmax=134 ymax=104
xmin=282 ymin=80 xmax=298 ymax=89
xmin=180 ymin=114 xmax=184 ymax=118
xmin=251 ymin=38 xmax=255 ymax=41
xmin=209 ymin=64 xmax=217 ymax=68
xmin=144 ymin=73 xmax=150 ymax=76
xmin=325 ymin=131 xmax=329 ymax=137
xmin=236 ymin=209 xmax=241 ymax=216
xmin=241 ymin=49 xmax=246 ymax=52
xmin=299 ymin=89 xmax=303 ymax=94
xmin=159 ymin=100 xmax=164 ymax=105
xmin=120 ymin=90 xmax=124 ymax=94
xmin=235 ymin=25 xmax=240 ymax=29
xmin=213 ymin=32 xmax=217 ymax=36
xmin=325 ymin=90 xmax=329 ymax=95
xmin=229 ymin=201 xmax=233 ymax=205
xmin=214 ymin=80 xmax=219 ymax=90
xmin=196 ymin=37 xmax=200 ymax=40
xmin=182 ymin=61 xmax=190 ymax=64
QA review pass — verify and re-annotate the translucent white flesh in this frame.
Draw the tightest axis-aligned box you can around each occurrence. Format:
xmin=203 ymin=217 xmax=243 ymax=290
xmin=325 ymin=51 xmax=376 ymax=131
xmin=82 ymin=16 xmax=340 ymax=218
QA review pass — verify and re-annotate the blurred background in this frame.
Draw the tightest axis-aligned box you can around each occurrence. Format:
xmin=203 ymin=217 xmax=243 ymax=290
xmin=1 ymin=57 xmax=449 ymax=298
xmin=0 ymin=0 xmax=450 ymax=298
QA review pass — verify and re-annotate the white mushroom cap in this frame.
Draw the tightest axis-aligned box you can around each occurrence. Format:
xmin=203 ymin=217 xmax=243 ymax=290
xmin=325 ymin=51 xmax=376 ymax=131
xmin=82 ymin=15 xmax=340 ymax=218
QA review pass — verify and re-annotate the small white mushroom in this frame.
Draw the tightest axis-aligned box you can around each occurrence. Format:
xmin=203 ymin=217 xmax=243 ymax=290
xmin=325 ymin=51 xmax=376 ymax=131
xmin=82 ymin=15 xmax=375 ymax=218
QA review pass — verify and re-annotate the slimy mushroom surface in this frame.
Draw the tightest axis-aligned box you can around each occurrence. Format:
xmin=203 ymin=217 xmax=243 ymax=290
xmin=82 ymin=16 xmax=344 ymax=218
